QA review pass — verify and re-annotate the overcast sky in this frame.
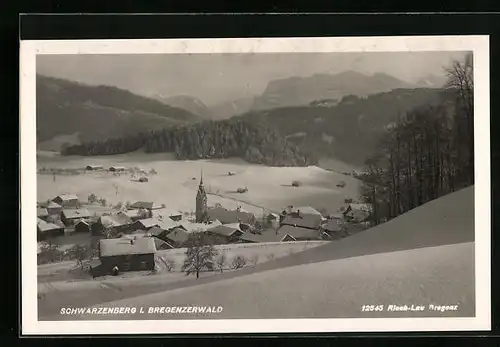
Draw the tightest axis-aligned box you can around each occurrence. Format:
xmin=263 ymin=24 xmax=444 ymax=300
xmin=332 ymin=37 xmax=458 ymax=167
xmin=37 ymin=51 xmax=467 ymax=106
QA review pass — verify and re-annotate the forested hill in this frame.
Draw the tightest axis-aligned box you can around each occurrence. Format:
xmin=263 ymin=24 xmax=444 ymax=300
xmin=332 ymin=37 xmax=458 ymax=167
xmin=239 ymin=88 xmax=454 ymax=166
xmin=37 ymin=75 xmax=200 ymax=145
xmin=62 ymin=118 xmax=318 ymax=167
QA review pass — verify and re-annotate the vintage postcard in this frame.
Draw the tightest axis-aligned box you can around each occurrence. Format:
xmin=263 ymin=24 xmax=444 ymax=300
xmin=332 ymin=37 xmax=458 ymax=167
xmin=20 ymin=36 xmax=491 ymax=334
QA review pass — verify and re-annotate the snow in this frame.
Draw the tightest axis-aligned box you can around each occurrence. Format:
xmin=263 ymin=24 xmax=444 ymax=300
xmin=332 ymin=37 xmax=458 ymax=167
xmin=72 ymin=242 xmax=475 ymax=320
xmin=37 ymin=152 xmax=361 ymax=216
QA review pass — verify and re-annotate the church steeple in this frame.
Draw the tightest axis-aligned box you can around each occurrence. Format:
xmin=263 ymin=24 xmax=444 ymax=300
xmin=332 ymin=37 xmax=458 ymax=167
xmin=195 ymin=167 xmax=208 ymax=223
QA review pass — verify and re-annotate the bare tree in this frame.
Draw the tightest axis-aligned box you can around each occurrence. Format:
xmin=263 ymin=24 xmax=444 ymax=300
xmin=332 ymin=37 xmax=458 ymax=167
xmin=67 ymin=244 xmax=90 ymax=269
xmin=215 ymin=252 xmax=227 ymax=273
xmin=231 ymin=255 xmax=247 ymax=270
xmin=250 ymin=254 xmax=259 ymax=267
xmin=181 ymin=232 xmax=217 ymax=279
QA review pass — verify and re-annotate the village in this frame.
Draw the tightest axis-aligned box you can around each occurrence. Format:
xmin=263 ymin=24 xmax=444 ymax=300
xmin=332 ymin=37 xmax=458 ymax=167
xmin=37 ymin=163 xmax=373 ymax=278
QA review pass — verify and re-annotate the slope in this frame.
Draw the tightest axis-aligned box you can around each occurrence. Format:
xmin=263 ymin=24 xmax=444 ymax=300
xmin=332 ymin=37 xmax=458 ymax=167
xmin=36 ymin=75 xmax=200 ymax=146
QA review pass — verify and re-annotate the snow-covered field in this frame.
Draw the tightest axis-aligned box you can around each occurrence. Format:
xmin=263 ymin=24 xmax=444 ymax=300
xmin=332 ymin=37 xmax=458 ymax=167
xmin=37 ymin=151 xmax=360 ymax=216
xmin=62 ymin=242 xmax=476 ymax=320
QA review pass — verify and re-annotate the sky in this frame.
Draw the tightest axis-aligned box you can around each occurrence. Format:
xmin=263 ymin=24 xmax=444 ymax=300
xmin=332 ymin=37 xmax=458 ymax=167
xmin=37 ymin=51 xmax=467 ymax=106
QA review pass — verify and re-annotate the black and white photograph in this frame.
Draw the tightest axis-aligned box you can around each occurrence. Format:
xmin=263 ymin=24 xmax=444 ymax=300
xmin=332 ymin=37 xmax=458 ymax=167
xmin=20 ymin=36 xmax=490 ymax=334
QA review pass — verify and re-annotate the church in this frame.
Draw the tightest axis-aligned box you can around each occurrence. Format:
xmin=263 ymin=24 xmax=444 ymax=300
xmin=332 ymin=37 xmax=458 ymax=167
xmin=195 ymin=170 xmax=208 ymax=223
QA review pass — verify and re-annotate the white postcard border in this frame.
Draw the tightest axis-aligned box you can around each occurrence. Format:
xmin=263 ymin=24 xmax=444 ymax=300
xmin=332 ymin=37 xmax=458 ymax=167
xmin=20 ymin=35 xmax=491 ymax=335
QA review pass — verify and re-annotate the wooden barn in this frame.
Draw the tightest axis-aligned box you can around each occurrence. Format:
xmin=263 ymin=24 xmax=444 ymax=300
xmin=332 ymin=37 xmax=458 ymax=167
xmin=91 ymin=237 xmax=157 ymax=276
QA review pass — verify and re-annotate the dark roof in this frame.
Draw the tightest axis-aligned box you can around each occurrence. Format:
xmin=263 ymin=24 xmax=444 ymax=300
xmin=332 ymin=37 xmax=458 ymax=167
xmin=280 ymin=213 xmax=322 ymax=230
xmin=277 ymin=225 xmax=320 ymax=240
xmin=165 ymin=228 xmax=190 ymax=245
xmin=62 ymin=208 xmax=92 ymax=219
xmin=207 ymin=207 xmax=255 ymax=224
xmin=207 ymin=225 xmax=244 ymax=237
xmin=153 ymin=237 xmax=173 ymax=250
xmin=149 ymin=226 xmax=167 ymax=237
xmin=99 ymin=237 xmax=156 ymax=257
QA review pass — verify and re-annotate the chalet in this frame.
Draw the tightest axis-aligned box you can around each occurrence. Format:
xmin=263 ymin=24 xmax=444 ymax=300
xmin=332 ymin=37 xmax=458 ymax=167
xmin=129 ymin=201 xmax=163 ymax=210
xmin=109 ymin=166 xmax=126 ymax=172
xmin=61 ymin=208 xmax=92 ymax=226
xmin=207 ymin=207 xmax=256 ymax=225
xmin=52 ymin=194 xmax=79 ymax=208
xmin=74 ymin=219 xmax=92 ymax=233
xmin=46 ymin=201 xmax=63 ymax=215
xmin=149 ymin=226 xmax=170 ymax=241
xmin=277 ymin=225 xmax=321 ymax=242
xmin=86 ymin=164 xmax=103 ymax=171
xmin=93 ymin=237 xmax=156 ymax=276
xmin=92 ymin=214 xmax=133 ymax=236
xmin=37 ymin=218 xmax=64 ymax=241
xmin=37 ymin=208 xmax=49 ymax=221
xmin=206 ymin=224 xmax=244 ymax=244
xmin=280 ymin=209 xmax=323 ymax=231
xmin=158 ymin=209 xmax=183 ymax=222
xmin=163 ymin=227 xmax=190 ymax=248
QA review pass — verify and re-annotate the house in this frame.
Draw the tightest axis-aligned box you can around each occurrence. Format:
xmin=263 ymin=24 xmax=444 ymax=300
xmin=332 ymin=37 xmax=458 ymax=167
xmin=109 ymin=166 xmax=126 ymax=172
xmin=157 ymin=209 xmax=183 ymax=222
xmin=320 ymin=220 xmax=347 ymax=240
xmin=178 ymin=219 xmax=222 ymax=234
xmin=37 ymin=208 xmax=49 ymax=221
xmin=266 ymin=212 xmax=281 ymax=228
xmin=46 ymin=201 xmax=63 ymax=215
xmin=284 ymin=206 xmax=323 ymax=217
xmin=207 ymin=207 xmax=256 ymax=225
xmin=118 ymin=210 xmax=146 ymax=222
xmin=280 ymin=210 xmax=323 ymax=230
xmin=132 ymin=218 xmax=161 ymax=231
xmin=277 ymin=225 xmax=321 ymax=242
xmin=61 ymin=208 xmax=92 ymax=226
xmin=92 ymin=214 xmax=134 ymax=236
xmin=163 ymin=227 xmax=190 ymax=248
xmin=86 ymin=164 xmax=103 ymax=170
xmin=153 ymin=237 xmax=173 ymax=251
xmin=149 ymin=226 xmax=170 ymax=241
xmin=52 ymin=194 xmax=79 ymax=208
xmin=206 ymin=224 xmax=244 ymax=244
xmin=74 ymin=219 xmax=92 ymax=233
xmin=37 ymin=218 xmax=65 ymax=241
xmin=95 ymin=237 xmax=156 ymax=275
xmin=239 ymin=229 xmax=283 ymax=243
xmin=129 ymin=201 xmax=163 ymax=210
xmin=343 ymin=203 xmax=372 ymax=223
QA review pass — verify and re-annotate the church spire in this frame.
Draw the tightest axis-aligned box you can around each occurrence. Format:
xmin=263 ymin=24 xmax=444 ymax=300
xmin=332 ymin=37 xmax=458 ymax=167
xmin=200 ymin=168 xmax=203 ymax=185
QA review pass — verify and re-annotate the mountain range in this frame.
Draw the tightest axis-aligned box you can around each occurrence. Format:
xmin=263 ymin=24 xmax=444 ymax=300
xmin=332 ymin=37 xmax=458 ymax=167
xmin=36 ymin=75 xmax=201 ymax=149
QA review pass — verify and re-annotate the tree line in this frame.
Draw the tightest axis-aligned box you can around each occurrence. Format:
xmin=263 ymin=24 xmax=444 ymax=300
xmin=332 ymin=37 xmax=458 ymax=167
xmin=360 ymin=54 xmax=474 ymax=224
xmin=62 ymin=118 xmax=318 ymax=167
